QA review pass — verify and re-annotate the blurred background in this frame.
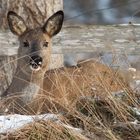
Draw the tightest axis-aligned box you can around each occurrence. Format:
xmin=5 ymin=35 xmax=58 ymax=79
xmin=64 ymin=0 xmax=140 ymax=24
xmin=1 ymin=0 xmax=140 ymax=29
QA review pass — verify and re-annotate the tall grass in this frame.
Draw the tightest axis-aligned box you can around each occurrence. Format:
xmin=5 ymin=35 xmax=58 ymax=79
xmin=0 ymin=57 xmax=139 ymax=140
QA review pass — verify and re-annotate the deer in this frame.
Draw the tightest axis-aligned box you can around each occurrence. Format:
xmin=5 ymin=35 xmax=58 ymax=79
xmin=0 ymin=11 xmax=125 ymax=115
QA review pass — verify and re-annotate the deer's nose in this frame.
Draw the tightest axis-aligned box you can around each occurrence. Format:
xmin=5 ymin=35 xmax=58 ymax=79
xmin=30 ymin=55 xmax=43 ymax=66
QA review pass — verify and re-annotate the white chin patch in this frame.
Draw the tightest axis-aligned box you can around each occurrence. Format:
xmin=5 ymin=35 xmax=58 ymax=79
xmin=30 ymin=65 xmax=41 ymax=71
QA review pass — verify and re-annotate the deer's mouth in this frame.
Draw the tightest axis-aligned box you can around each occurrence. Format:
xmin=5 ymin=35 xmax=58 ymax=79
xmin=30 ymin=62 xmax=42 ymax=71
xmin=29 ymin=56 xmax=43 ymax=71
xmin=29 ymin=60 xmax=42 ymax=71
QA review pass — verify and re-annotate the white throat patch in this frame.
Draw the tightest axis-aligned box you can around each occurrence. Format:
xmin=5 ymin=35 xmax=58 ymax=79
xmin=21 ymin=83 xmax=40 ymax=103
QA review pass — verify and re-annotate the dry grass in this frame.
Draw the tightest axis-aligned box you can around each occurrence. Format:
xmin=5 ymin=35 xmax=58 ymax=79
xmin=0 ymin=120 xmax=88 ymax=140
xmin=0 ymin=58 xmax=140 ymax=140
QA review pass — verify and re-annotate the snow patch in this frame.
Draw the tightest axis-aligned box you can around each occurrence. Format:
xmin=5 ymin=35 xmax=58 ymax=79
xmin=128 ymin=67 xmax=137 ymax=72
xmin=0 ymin=113 xmax=82 ymax=135
xmin=0 ymin=114 xmax=59 ymax=133
xmin=118 ymin=23 xmax=140 ymax=26
xmin=115 ymin=39 xmax=128 ymax=43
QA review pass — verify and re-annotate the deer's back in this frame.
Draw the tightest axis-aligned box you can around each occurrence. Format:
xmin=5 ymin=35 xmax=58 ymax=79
xmin=43 ymin=60 xmax=125 ymax=108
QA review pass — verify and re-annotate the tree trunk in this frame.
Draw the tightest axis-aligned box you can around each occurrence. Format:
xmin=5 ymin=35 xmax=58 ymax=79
xmin=0 ymin=0 xmax=63 ymax=29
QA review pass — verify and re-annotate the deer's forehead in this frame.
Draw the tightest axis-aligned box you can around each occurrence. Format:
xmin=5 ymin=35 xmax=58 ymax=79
xmin=19 ymin=28 xmax=50 ymax=42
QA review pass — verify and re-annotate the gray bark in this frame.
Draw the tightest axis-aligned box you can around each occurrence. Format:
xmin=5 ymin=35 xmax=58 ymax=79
xmin=0 ymin=0 xmax=63 ymax=29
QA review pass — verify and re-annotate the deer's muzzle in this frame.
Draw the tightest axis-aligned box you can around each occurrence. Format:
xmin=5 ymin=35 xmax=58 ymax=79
xmin=30 ymin=55 xmax=42 ymax=71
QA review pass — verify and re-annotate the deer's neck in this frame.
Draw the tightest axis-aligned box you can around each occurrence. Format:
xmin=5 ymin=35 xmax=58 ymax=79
xmin=4 ymin=67 xmax=45 ymax=103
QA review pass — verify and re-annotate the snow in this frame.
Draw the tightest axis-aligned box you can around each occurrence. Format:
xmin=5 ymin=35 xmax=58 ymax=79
xmin=133 ymin=108 xmax=140 ymax=116
xmin=118 ymin=23 xmax=140 ymax=26
xmin=136 ymin=80 xmax=140 ymax=85
xmin=128 ymin=67 xmax=137 ymax=72
xmin=0 ymin=113 xmax=82 ymax=134
xmin=131 ymin=120 xmax=139 ymax=125
xmin=0 ymin=114 xmax=59 ymax=133
xmin=115 ymin=39 xmax=128 ymax=43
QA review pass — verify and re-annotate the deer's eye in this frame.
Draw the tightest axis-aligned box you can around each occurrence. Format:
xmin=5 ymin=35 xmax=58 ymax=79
xmin=23 ymin=41 xmax=29 ymax=47
xmin=43 ymin=42 xmax=48 ymax=47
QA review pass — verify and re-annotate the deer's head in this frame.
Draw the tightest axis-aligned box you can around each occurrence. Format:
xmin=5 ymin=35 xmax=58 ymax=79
xmin=7 ymin=11 xmax=64 ymax=74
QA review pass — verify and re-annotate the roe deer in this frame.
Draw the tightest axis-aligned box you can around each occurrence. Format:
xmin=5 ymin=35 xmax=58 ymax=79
xmin=1 ymin=11 xmax=125 ymax=114
xmin=1 ymin=11 xmax=64 ymax=114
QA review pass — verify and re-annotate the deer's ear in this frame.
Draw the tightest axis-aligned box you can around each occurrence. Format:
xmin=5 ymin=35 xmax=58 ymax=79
xmin=7 ymin=11 xmax=27 ymax=36
xmin=42 ymin=11 xmax=64 ymax=37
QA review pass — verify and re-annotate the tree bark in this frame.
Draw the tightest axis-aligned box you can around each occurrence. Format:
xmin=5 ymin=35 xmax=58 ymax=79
xmin=0 ymin=0 xmax=63 ymax=29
